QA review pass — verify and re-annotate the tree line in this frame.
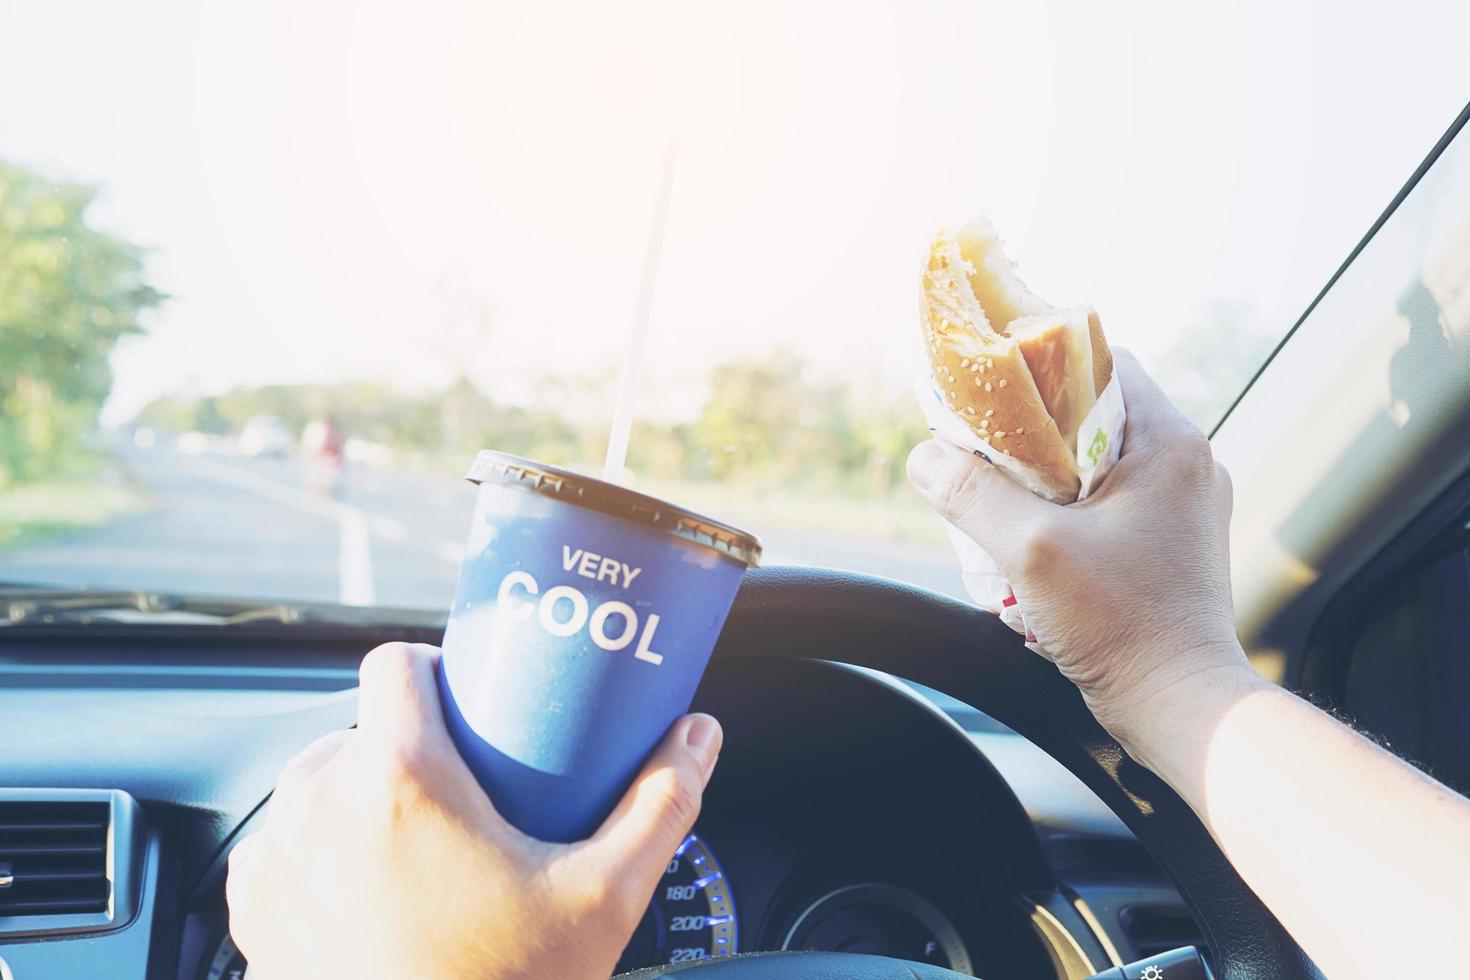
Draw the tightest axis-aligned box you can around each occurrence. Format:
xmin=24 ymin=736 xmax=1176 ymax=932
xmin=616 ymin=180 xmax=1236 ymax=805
xmin=134 ymin=358 xmax=932 ymax=499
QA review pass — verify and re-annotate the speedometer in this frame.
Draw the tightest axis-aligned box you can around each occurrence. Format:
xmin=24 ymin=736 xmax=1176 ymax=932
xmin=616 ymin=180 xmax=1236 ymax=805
xmin=615 ymin=832 xmax=740 ymax=970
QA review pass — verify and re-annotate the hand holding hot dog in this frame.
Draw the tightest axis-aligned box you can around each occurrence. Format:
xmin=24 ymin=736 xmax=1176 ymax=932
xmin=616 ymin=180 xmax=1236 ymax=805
xmin=908 ymin=352 xmax=1252 ymax=764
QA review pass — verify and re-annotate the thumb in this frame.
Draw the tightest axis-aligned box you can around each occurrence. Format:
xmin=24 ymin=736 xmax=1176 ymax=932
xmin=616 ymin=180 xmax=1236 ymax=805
xmin=907 ymin=439 xmax=1053 ymax=569
xmin=571 ymin=714 xmax=721 ymax=917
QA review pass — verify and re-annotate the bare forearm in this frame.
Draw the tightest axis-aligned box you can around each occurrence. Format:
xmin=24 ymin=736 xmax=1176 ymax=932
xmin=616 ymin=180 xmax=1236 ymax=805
xmin=1120 ymin=659 xmax=1470 ymax=980
xmin=908 ymin=356 xmax=1470 ymax=977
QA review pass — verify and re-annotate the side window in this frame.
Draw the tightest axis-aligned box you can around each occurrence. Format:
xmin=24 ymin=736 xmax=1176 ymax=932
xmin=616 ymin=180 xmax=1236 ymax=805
xmin=1340 ymin=546 xmax=1470 ymax=793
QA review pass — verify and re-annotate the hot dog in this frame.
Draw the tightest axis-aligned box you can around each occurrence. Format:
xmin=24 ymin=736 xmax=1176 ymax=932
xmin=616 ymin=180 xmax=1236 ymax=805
xmin=920 ymin=218 xmax=1113 ymax=502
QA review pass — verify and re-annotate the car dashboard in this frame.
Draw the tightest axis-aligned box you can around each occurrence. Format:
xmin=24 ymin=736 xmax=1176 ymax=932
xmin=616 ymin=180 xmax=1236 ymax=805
xmin=0 ymin=620 xmax=1201 ymax=980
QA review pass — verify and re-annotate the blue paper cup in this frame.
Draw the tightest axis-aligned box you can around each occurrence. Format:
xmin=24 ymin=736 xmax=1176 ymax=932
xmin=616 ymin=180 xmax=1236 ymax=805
xmin=437 ymin=451 xmax=762 ymax=843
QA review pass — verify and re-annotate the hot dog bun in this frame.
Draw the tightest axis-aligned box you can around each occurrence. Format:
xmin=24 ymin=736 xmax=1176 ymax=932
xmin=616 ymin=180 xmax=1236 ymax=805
xmin=921 ymin=218 xmax=1113 ymax=502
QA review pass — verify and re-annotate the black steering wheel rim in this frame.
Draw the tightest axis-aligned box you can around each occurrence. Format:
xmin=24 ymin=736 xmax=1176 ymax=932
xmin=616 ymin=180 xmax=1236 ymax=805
xmin=624 ymin=567 xmax=1319 ymax=980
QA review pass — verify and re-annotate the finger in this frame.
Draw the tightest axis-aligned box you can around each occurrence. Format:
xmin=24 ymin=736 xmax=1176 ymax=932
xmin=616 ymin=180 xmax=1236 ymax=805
xmin=1113 ymin=350 xmax=1204 ymax=455
xmin=906 ymin=438 xmax=1054 ymax=569
xmin=356 ymin=642 xmax=452 ymax=752
xmin=354 ymin=641 xmax=519 ymax=838
xmin=571 ymin=714 xmax=722 ymax=916
xmin=273 ymin=729 xmax=355 ymax=800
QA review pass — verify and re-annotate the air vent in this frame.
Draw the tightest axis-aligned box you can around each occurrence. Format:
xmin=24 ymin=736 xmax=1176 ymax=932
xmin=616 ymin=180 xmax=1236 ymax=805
xmin=0 ymin=789 xmax=142 ymax=938
xmin=0 ymin=800 xmax=110 ymax=916
xmin=1119 ymin=904 xmax=1208 ymax=963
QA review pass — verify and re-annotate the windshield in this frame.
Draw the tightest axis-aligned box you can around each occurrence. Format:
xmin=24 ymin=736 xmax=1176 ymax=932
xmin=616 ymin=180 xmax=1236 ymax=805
xmin=3 ymin=3 xmax=1468 ymax=611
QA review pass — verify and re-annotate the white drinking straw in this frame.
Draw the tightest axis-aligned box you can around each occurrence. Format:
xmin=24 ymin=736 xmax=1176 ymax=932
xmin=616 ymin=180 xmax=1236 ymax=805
xmin=603 ymin=136 xmax=680 ymax=484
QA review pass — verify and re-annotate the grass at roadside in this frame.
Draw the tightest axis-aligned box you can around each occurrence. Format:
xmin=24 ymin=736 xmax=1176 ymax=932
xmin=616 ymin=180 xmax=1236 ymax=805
xmin=0 ymin=470 xmax=151 ymax=554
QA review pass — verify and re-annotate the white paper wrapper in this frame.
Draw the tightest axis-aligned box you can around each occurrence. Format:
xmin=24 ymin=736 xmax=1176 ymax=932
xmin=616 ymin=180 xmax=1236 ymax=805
xmin=915 ymin=337 xmax=1125 ymax=649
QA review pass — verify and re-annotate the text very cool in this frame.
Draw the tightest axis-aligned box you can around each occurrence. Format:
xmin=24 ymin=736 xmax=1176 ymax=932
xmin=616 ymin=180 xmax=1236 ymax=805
xmin=494 ymin=545 xmax=664 ymax=665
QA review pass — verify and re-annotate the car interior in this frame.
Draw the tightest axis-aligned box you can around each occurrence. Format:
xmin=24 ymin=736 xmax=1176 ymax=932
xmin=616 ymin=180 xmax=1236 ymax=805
xmin=2 ymin=51 xmax=1468 ymax=980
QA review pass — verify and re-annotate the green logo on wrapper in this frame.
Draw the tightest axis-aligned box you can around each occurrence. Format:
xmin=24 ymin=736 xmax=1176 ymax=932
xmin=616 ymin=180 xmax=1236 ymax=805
xmin=1086 ymin=429 xmax=1108 ymax=465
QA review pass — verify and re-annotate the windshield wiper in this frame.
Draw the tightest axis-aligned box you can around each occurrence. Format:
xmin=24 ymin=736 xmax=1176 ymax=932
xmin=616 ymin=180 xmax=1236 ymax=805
xmin=0 ymin=587 xmax=445 ymax=630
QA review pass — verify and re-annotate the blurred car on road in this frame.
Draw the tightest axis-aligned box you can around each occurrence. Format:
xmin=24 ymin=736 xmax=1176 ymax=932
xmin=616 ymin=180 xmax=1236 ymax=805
xmin=174 ymin=431 xmax=213 ymax=455
xmin=238 ymin=416 xmax=294 ymax=458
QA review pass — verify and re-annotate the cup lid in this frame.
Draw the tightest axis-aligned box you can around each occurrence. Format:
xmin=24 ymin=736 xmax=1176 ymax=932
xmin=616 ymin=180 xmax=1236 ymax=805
xmin=465 ymin=451 xmax=762 ymax=567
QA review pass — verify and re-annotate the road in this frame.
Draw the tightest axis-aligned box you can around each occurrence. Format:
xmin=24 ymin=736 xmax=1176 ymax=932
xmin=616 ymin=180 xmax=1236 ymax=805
xmin=1 ymin=446 xmax=969 ymax=612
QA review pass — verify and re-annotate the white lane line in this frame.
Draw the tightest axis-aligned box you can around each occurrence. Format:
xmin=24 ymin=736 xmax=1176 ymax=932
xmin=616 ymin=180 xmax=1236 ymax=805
xmin=338 ymin=508 xmax=375 ymax=606
xmin=180 ymin=456 xmax=378 ymax=604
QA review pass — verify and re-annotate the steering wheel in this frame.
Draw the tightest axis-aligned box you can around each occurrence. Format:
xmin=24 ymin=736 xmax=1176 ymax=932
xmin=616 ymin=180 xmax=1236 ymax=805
xmin=620 ymin=568 xmax=1320 ymax=980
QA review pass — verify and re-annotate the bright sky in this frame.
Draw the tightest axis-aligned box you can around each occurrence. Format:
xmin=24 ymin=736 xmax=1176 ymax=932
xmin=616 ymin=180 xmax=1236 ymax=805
xmin=2 ymin=0 xmax=1468 ymax=430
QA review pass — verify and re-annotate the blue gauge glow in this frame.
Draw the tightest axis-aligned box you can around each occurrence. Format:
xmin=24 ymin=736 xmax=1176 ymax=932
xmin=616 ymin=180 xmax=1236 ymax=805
xmin=615 ymin=831 xmax=739 ymax=969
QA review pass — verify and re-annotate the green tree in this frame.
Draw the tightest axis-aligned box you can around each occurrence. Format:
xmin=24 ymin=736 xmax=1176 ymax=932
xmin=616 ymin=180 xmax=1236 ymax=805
xmin=839 ymin=384 xmax=931 ymax=498
xmin=690 ymin=351 xmax=837 ymax=483
xmin=0 ymin=162 xmax=162 ymax=486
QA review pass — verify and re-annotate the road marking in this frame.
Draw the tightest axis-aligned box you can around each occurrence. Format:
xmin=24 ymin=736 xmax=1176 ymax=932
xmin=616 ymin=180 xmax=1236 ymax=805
xmin=338 ymin=507 xmax=375 ymax=605
xmin=180 ymin=457 xmax=379 ymax=605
